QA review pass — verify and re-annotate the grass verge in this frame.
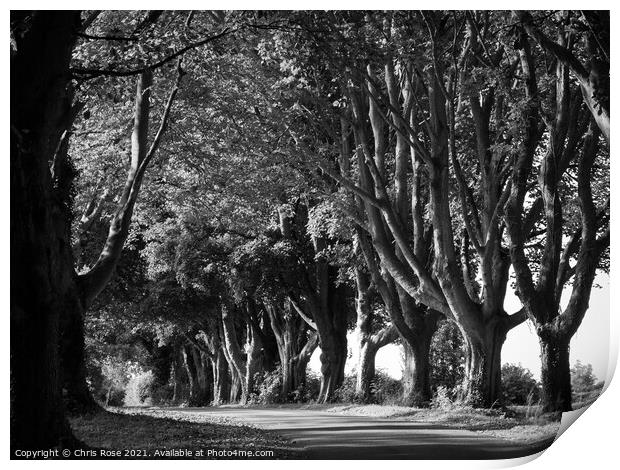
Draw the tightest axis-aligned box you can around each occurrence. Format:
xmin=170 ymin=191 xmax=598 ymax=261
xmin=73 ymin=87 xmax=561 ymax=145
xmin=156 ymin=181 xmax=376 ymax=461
xmin=69 ymin=408 xmax=299 ymax=459
xmin=323 ymin=404 xmax=560 ymax=444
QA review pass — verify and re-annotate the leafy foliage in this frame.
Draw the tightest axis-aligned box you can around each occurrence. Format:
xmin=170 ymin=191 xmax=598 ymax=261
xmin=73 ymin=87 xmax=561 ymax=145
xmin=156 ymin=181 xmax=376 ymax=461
xmin=124 ymin=370 xmax=156 ymax=406
xmin=501 ymin=364 xmax=540 ymax=406
xmin=430 ymin=321 xmax=466 ymax=393
xmin=571 ymin=361 xmax=604 ymax=404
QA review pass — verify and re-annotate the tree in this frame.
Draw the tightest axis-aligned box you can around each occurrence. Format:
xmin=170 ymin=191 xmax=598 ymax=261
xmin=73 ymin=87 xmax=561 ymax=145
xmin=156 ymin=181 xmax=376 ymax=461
xmin=61 ymin=10 xmax=239 ymax=411
xmin=11 ymin=10 xmax=82 ymax=450
xmin=61 ymin=64 xmax=182 ymax=411
xmin=231 ymin=237 xmax=319 ymax=399
xmin=504 ymin=17 xmax=609 ymax=412
xmin=280 ymin=202 xmax=354 ymax=402
xmin=314 ymin=11 xmax=526 ymax=406
xmin=570 ymin=361 xmax=596 ymax=393
xmin=501 ymin=364 xmax=540 ymax=406
xmin=570 ymin=361 xmax=603 ymax=405
xmin=258 ymin=11 xmax=445 ymax=405
xmin=345 ymin=73 xmax=443 ymax=406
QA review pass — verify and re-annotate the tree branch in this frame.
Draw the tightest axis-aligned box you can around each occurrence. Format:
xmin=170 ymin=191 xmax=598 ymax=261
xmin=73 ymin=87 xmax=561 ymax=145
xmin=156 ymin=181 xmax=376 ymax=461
xmin=78 ymin=63 xmax=183 ymax=307
xmin=71 ymin=28 xmax=233 ymax=78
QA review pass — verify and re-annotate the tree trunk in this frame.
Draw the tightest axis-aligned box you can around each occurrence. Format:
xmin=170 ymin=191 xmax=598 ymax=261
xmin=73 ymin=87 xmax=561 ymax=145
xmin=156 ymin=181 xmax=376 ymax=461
xmin=313 ymin=247 xmax=349 ymax=404
xmin=265 ymin=301 xmax=316 ymax=399
xmin=460 ymin=320 xmax=507 ymax=407
xmin=56 ymin=131 xmax=98 ymax=414
xmin=60 ymin=71 xmax=155 ymax=412
xmin=60 ymin=301 xmax=100 ymax=413
xmin=202 ymin=325 xmax=230 ymax=405
xmin=280 ymin=336 xmax=295 ymax=398
xmin=277 ymin=205 xmax=349 ymax=403
xmin=189 ymin=347 xmax=212 ymax=405
xmin=10 ymin=11 xmax=81 ymax=451
xmin=181 ymin=346 xmax=197 ymax=405
xmin=221 ymin=341 xmax=242 ymax=403
xmin=293 ymin=332 xmax=319 ymax=393
xmin=211 ymin=350 xmax=230 ymax=405
xmin=171 ymin=369 xmax=179 ymax=404
xmin=401 ymin=334 xmax=434 ymax=406
xmin=245 ymin=333 xmax=259 ymax=401
xmin=279 ymin=333 xmax=303 ymax=398
xmin=356 ymin=226 xmax=440 ymax=406
xmin=317 ymin=334 xmax=347 ymax=403
xmin=244 ymin=308 xmax=265 ymax=401
xmin=151 ymin=344 xmax=173 ymax=390
xmin=356 ymin=342 xmax=377 ymax=402
xmin=256 ymin=313 xmax=279 ymax=374
xmin=292 ymin=358 xmax=309 ymax=392
xmin=294 ymin=302 xmax=347 ymax=403
xmin=391 ymin=288 xmax=441 ymax=407
xmin=182 ymin=345 xmax=212 ymax=406
xmin=78 ymin=67 xmax=181 ymax=305
xmin=229 ymin=373 xmax=242 ymax=403
xmin=221 ymin=306 xmax=248 ymax=403
xmin=354 ymin=269 xmax=374 ymax=401
xmin=313 ymin=283 xmax=348 ymax=404
xmin=355 ymin=327 xmax=397 ymax=403
xmin=171 ymin=344 xmax=187 ymax=404
xmin=540 ymin=336 xmax=572 ymax=412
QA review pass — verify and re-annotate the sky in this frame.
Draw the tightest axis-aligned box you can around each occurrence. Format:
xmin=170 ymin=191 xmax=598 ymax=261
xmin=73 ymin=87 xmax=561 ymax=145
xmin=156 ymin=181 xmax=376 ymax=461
xmin=309 ymin=273 xmax=610 ymax=383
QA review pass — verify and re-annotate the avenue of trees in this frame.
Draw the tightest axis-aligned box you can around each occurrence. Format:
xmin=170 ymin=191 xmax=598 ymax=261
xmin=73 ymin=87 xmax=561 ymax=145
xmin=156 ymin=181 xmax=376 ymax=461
xmin=10 ymin=10 xmax=609 ymax=451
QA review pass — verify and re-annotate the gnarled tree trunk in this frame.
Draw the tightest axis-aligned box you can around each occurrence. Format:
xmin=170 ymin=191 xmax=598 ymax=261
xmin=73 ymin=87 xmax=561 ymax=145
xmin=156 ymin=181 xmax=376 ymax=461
xmin=459 ymin=318 xmax=508 ymax=406
xmin=540 ymin=336 xmax=571 ymax=412
xmin=317 ymin=333 xmax=347 ymax=403
xmin=401 ymin=332 xmax=434 ymax=406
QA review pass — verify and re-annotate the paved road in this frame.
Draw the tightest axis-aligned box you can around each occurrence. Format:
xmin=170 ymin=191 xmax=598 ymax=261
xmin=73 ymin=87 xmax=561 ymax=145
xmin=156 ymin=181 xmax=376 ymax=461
xmin=169 ymin=407 xmax=553 ymax=459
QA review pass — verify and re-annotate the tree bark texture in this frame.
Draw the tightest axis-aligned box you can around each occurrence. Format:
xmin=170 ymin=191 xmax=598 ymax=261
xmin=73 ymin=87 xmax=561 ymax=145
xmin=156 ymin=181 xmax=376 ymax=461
xmin=540 ymin=337 xmax=572 ymax=412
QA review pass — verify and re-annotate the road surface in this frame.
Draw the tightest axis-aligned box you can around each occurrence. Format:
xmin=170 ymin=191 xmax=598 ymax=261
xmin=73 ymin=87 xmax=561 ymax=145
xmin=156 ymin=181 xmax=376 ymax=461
xmin=168 ymin=406 xmax=553 ymax=459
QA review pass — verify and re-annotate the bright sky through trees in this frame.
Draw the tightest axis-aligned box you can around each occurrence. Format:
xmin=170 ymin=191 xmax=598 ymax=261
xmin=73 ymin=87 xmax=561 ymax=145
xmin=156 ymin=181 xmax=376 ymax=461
xmin=312 ymin=274 xmax=610 ymax=382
